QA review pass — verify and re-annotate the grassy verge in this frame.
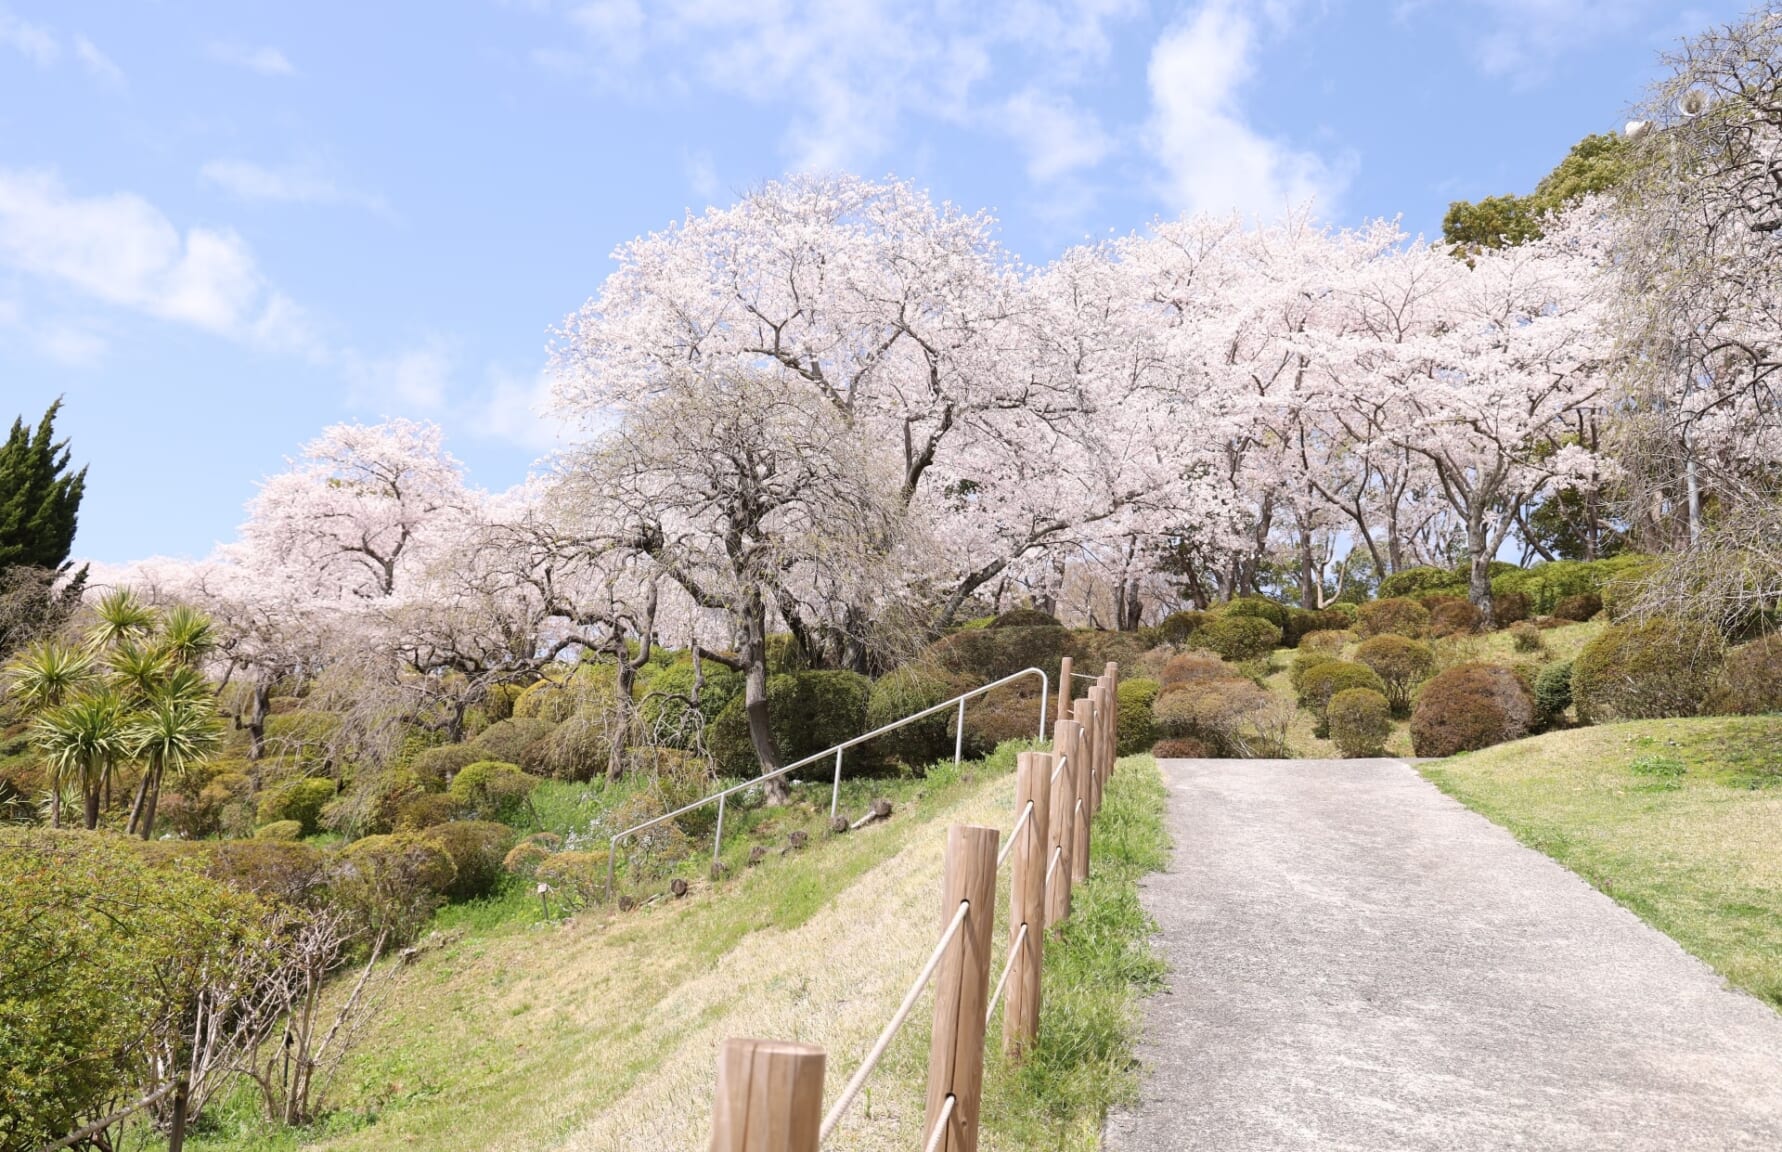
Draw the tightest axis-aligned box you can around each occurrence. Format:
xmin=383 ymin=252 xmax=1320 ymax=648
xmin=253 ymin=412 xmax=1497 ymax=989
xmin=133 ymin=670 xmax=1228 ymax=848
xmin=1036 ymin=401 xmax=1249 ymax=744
xmin=1420 ymin=716 xmax=1782 ymax=1007
xmin=979 ymin=754 xmax=1170 ymax=1149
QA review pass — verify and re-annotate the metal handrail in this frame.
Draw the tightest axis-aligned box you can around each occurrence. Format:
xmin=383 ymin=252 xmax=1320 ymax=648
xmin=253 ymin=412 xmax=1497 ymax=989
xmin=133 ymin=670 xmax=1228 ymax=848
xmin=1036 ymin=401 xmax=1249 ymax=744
xmin=604 ymin=666 xmax=1051 ymax=903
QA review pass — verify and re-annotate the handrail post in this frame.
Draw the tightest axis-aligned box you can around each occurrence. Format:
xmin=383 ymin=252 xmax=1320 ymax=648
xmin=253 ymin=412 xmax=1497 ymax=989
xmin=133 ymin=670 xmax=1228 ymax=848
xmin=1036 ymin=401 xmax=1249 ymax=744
xmin=1056 ymin=656 xmax=1073 ymax=736
xmin=1037 ymin=670 xmax=1049 ymax=743
xmin=1005 ymin=752 xmax=1051 ymax=1059
xmin=1045 ymin=717 xmax=1078 ymax=929
xmin=954 ymin=696 xmax=966 ymax=766
xmin=925 ymin=824 xmax=999 ymax=1152
xmin=714 ymin=793 xmax=727 ymax=865
xmin=1071 ymin=699 xmax=1095 ymax=884
xmin=710 ymin=1037 xmax=825 ymax=1151
xmin=830 ymin=747 xmax=844 ymax=820
xmin=605 ymin=834 xmax=619 ymax=905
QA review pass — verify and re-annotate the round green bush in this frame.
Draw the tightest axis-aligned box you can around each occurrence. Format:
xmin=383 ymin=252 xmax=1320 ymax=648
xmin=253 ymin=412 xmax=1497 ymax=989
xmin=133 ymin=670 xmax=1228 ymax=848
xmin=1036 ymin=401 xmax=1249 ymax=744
xmin=1288 ymin=649 xmax=1340 ymax=696
xmin=252 ymin=819 xmax=303 ymax=842
xmin=513 ymin=677 xmax=574 ymax=723
xmin=1116 ymin=679 xmax=1160 ymax=755
xmin=1378 ymin=566 xmax=1467 ymax=600
xmin=924 ymin=625 xmax=1068 ymax=685
xmin=1224 ymin=597 xmax=1290 ymax=630
xmin=1355 ymin=598 xmax=1430 ymax=639
xmin=473 ymin=717 xmax=557 ymax=770
xmin=637 ymin=659 xmax=741 ymax=747
xmin=502 ymin=842 xmax=550 ymax=878
xmin=1553 ymin=593 xmax=1603 ymax=622
xmin=1353 ymin=635 xmax=1435 ymax=715
xmin=255 ymin=777 xmax=335 ymax=835
xmin=1194 ymin=615 xmax=1282 ymax=662
xmin=1534 ymin=661 xmax=1573 ymax=725
xmin=447 ymin=760 xmax=538 ymax=824
xmin=395 ymin=792 xmax=461 ymax=831
xmin=535 ymin=849 xmax=609 ymax=908
xmin=1328 ymin=688 xmax=1392 ymax=757
xmin=709 ymin=669 xmax=875 ymax=776
xmin=1158 ymin=610 xmax=1205 ymax=646
xmin=1410 ymin=663 xmax=1535 ymax=757
xmin=1572 ymin=618 xmax=1724 ymax=723
xmin=332 ymin=833 xmax=457 ymax=944
xmin=420 ymin=820 xmax=517 ymax=901
xmin=866 ymin=664 xmax=963 ymax=769
xmin=197 ymin=839 xmax=329 ymax=905
xmin=1284 ymin=608 xmax=1352 ymax=648
xmin=1298 ymin=661 xmax=1387 ymax=734
xmin=1298 ymin=629 xmax=1354 ymax=653
xmin=1705 ymin=634 xmax=1782 ymax=716
xmin=409 ymin=742 xmax=483 ymax=791
xmin=992 ymin=607 xmax=1062 ymax=629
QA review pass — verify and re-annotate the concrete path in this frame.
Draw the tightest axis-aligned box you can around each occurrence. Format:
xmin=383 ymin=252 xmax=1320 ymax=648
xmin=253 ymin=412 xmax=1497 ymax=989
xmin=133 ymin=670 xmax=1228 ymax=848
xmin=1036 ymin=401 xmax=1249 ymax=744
xmin=1104 ymin=758 xmax=1782 ymax=1152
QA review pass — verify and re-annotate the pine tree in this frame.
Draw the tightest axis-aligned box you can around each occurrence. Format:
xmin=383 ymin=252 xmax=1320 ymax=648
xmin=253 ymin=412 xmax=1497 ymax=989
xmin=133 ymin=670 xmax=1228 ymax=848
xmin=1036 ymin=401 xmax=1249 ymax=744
xmin=0 ymin=399 xmax=86 ymax=571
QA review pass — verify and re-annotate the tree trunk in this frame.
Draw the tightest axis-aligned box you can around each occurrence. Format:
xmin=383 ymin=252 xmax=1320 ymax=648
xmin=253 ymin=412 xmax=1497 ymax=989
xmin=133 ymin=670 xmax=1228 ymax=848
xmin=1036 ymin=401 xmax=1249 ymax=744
xmin=141 ymin=764 xmax=163 ymax=840
xmin=741 ymin=589 xmax=786 ymax=804
xmin=248 ymin=678 xmax=271 ymax=762
xmin=83 ymin=774 xmax=101 ymax=830
xmin=1466 ymin=507 xmax=1497 ymax=628
xmin=126 ymin=767 xmax=152 ymax=836
xmin=1297 ymin=521 xmax=1317 ymax=610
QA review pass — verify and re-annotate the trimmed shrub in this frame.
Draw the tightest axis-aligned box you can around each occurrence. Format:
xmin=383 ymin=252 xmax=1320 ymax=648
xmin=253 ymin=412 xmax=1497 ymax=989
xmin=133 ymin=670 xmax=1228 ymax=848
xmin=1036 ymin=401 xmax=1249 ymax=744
xmin=1194 ymin=615 xmax=1282 ymax=662
xmin=1554 ymin=593 xmax=1602 ymax=622
xmin=447 ymin=760 xmax=538 ymax=824
xmin=709 ymin=670 xmax=875 ymax=776
xmin=1355 ymin=598 xmax=1430 ymax=640
xmin=421 ymin=821 xmax=517 ymax=901
xmin=1428 ymin=599 xmax=1482 ymax=638
xmin=1159 ymin=610 xmax=1205 ymax=646
xmin=1378 ymin=566 xmax=1466 ymax=600
xmin=1156 ymin=679 xmax=1285 ymax=757
xmin=1492 ymin=590 xmax=1531 ymax=626
xmin=638 ymin=659 xmax=741 ymax=747
xmin=1705 ymin=634 xmax=1782 ymax=716
xmin=960 ymin=685 xmax=1046 ymax=757
xmin=1410 ymin=663 xmax=1535 ymax=757
xmin=513 ymin=677 xmax=573 ymax=723
xmin=473 ymin=717 xmax=557 ymax=770
xmin=255 ymin=777 xmax=335 ymax=835
xmin=992 ymin=607 xmax=1062 ymax=629
xmin=535 ymin=850 xmax=609 ymax=909
xmin=503 ymin=842 xmax=550 ymax=878
xmin=332 ymin=833 xmax=457 ymax=944
xmin=1284 ymin=608 xmax=1352 ymax=648
xmin=409 ymin=742 xmax=483 ymax=791
xmin=1328 ymin=688 xmax=1392 ymax=757
xmin=395 ymin=792 xmax=461 ymax=831
xmin=925 ymin=625 xmax=1067 ymax=685
xmin=1116 ymin=679 xmax=1160 ymax=755
xmin=765 ymin=633 xmax=812 ymax=674
xmin=1064 ymin=630 xmax=1151 ymax=675
xmin=253 ymin=819 xmax=303 ymax=841
xmin=1151 ymin=737 xmax=1212 ymax=758
xmin=1600 ymin=558 xmax=1662 ymax=621
xmin=1572 ymin=618 xmax=1724 ymax=723
xmin=1224 ymin=597 xmax=1290 ymax=630
xmin=866 ymin=664 xmax=964 ymax=768
xmin=1534 ymin=661 xmax=1573 ymax=725
xmin=1298 ymin=660 xmax=1388 ymax=735
xmin=1509 ymin=621 xmax=1545 ymax=653
xmin=1353 ymin=635 xmax=1434 ymax=716
xmin=1160 ymin=652 xmax=1232 ymax=689
xmin=199 ymin=839 xmax=329 ymax=905
xmin=1298 ymin=629 xmax=1354 ymax=653
xmin=1288 ymin=649 xmax=1340 ymax=696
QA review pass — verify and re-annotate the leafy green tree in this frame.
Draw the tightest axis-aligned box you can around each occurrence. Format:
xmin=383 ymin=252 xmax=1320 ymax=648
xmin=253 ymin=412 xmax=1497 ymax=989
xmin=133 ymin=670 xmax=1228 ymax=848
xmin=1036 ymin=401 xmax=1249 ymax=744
xmin=1444 ymin=133 xmax=1631 ymax=253
xmin=0 ymin=400 xmax=85 ymax=570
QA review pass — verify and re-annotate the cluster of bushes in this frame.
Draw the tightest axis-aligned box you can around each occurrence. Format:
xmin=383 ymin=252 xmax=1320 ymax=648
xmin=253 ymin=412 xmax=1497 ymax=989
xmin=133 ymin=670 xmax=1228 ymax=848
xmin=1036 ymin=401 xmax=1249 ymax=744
xmin=1148 ymin=653 xmax=1287 ymax=758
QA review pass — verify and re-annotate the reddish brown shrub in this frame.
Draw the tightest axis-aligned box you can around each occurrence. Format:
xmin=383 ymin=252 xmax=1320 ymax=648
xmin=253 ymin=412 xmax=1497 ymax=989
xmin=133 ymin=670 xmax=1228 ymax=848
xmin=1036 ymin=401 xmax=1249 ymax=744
xmin=1553 ymin=593 xmax=1603 ymax=622
xmin=1427 ymin=599 xmax=1483 ymax=638
xmin=1355 ymin=598 xmax=1430 ymax=639
xmin=1151 ymin=737 xmax=1213 ymax=758
xmin=1159 ymin=652 xmax=1233 ymax=689
xmin=1410 ymin=663 xmax=1535 ymax=757
xmin=1705 ymin=634 xmax=1782 ymax=716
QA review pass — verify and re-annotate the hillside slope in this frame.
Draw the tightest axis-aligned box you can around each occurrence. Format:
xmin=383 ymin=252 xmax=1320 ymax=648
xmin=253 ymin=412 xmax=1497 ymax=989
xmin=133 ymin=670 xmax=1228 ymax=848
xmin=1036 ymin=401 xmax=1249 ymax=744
xmin=1420 ymin=716 xmax=1782 ymax=1006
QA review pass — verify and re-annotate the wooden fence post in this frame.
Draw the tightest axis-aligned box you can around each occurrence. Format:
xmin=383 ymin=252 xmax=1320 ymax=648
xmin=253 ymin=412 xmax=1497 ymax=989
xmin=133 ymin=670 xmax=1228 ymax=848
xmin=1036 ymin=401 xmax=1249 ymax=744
xmin=1104 ymin=662 xmax=1120 ymax=782
xmin=1071 ymin=699 xmax=1095 ymax=884
xmin=925 ymin=824 xmax=999 ymax=1152
xmin=1056 ymin=656 xmax=1073 ymax=730
xmin=1005 ymin=751 xmax=1051 ymax=1059
xmin=1092 ymin=681 xmax=1112 ymax=814
xmin=1045 ymin=718 xmax=1078 ymax=929
xmin=710 ymin=1037 xmax=826 ymax=1152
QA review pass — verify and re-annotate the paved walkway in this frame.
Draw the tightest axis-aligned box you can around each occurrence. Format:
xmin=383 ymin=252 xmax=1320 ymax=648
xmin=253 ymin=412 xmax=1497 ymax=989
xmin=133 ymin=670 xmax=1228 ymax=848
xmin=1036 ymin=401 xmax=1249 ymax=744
xmin=1104 ymin=758 xmax=1782 ymax=1152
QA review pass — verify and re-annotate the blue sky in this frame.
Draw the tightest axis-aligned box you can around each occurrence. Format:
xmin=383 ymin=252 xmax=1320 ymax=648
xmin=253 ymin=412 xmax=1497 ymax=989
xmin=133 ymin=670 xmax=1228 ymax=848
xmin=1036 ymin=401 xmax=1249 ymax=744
xmin=0 ymin=0 xmax=1742 ymax=564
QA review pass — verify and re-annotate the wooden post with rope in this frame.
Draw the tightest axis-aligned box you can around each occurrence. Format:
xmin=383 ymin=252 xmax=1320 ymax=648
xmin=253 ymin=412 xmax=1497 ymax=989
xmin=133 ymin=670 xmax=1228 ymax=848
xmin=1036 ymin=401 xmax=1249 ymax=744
xmin=1070 ymin=698 xmax=1095 ymax=883
xmin=1005 ymin=751 xmax=1051 ymax=1058
xmin=709 ymin=1037 xmax=826 ymax=1151
xmin=1056 ymin=656 xmax=1073 ymax=729
xmin=924 ymin=824 xmax=999 ymax=1152
xmin=1045 ymin=717 xmax=1078 ymax=929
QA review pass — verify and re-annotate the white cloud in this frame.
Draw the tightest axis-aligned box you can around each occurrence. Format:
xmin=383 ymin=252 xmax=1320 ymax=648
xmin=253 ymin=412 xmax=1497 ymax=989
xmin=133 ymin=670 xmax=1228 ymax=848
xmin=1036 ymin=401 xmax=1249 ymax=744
xmin=1002 ymin=89 xmax=1111 ymax=181
xmin=200 ymin=159 xmax=388 ymax=214
xmin=1398 ymin=0 xmax=1655 ymax=82
xmin=207 ymin=42 xmax=296 ymax=76
xmin=1145 ymin=1 xmax=1349 ymax=219
xmin=0 ymin=10 xmax=57 ymax=66
xmin=682 ymin=150 xmax=720 ymax=203
xmin=36 ymin=322 xmax=107 ymax=368
xmin=343 ymin=343 xmax=455 ymax=412
xmin=73 ymin=35 xmax=123 ymax=86
xmin=0 ymin=168 xmax=297 ymax=342
xmin=479 ymin=365 xmax=561 ymax=452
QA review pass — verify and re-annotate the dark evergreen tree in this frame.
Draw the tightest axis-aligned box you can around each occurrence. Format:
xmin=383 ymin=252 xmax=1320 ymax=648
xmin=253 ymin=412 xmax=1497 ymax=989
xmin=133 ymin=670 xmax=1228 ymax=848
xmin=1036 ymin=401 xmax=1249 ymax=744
xmin=0 ymin=399 xmax=86 ymax=570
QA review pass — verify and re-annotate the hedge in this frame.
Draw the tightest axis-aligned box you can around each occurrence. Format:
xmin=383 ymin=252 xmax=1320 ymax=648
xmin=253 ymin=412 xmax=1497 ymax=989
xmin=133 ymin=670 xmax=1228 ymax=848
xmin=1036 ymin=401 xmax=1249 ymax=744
xmin=992 ymin=607 xmax=1062 ymax=629
xmin=472 ymin=717 xmax=557 ymax=771
xmin=866 ymin=664 xmax=963 ymax=768
xmin=255 ymin=777 xmax=335 ymax=835
xmin=333 ymin=833 xmax=458 ymax=944
xmin=1194 ymin=615 xmax=1282 ymax=662
xmin=1378 ymin=566 xmax=1466 ymax=600
xmin=1116 ymin=679 xmax=1161 ymax=755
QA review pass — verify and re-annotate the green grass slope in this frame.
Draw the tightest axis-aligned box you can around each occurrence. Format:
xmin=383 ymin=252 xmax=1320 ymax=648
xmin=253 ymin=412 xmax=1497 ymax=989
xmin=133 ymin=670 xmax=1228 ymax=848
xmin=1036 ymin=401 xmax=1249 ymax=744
xmin=1421 ymin=716 xmax=1782 ymax=1007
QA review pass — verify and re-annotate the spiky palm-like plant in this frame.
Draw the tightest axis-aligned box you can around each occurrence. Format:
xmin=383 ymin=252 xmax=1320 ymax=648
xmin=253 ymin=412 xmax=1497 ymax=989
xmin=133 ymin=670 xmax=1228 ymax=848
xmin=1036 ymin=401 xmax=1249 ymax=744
xmin=88 ymin=587 xmax=156 ymax=651
xmin=3 ymin=641 xmax=97 ymax=826
xmin=158 ymin=604 xmax=217 ymax=668
xmin=106 ymin=639 xmax=172 ymax=704
xmin=126 ymin=679 xmax=223 ymax=839
xmin=33 ymin=690 xmax=132 ymax=830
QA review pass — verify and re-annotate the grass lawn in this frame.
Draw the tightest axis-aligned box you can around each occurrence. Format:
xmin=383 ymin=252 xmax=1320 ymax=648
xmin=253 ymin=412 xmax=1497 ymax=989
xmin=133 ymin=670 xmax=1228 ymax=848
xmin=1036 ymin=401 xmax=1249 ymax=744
xmin=179 ymin=749 xmax=1169 ymax=1151
xmin=1421 ymin=716 xmax=1782 ymax=1007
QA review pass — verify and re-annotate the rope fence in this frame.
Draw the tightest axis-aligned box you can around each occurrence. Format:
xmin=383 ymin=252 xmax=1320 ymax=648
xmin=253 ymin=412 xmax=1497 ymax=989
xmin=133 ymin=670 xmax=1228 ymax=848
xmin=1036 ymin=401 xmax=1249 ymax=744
xmin=708 ymin=656 xmax=1125 ymax=1151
